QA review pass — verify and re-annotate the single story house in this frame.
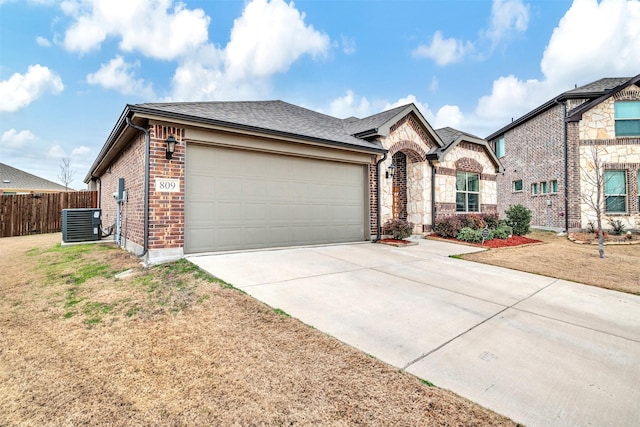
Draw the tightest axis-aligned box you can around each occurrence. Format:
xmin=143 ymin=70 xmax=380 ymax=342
xmin=0 ymin=162 xmax=69 ymax=195
xmin=85 ymin=101 xmax=502 ymax=264
xmin=486 ymin=74 xmax=640 ymax=231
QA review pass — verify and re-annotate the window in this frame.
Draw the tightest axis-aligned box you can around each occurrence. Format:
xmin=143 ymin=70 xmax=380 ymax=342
xmin=605 ymin=170 xmax=627 ymax=213
xmin=512 ymin=180 xmax=523 ymax=192
xmin=456 ymin=172 xmax=480 ymax=212
xmin=551 ymin=180 xmax=558 ymax=193
xmin=495 ymin=137 xmax=505 ymax=158
xmin=531 ymin=183 xmax=538 ymax=195
xmin=541 ymin=181 xmax=548 ymax=194
xmin=614 ymin=101 xmax=640 ymax=137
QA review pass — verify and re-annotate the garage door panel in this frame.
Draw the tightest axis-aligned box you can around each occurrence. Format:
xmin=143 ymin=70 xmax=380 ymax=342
xmin=186 ymin=144 xmax=366 ymax=253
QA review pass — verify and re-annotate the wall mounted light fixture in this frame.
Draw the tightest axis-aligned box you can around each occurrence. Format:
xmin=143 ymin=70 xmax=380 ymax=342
xmin=386 ymin=163 xmax=395 ymax=179
xmin=165 ymin=135 xmax=178 ymax=160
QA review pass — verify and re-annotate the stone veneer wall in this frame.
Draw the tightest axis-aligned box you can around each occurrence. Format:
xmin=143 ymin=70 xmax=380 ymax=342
xmin=433 ymin=143 xmax=498 ymax=221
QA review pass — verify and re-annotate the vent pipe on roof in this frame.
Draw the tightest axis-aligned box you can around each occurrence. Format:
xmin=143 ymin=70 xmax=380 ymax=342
xmin=125 ymin=116 xmax=149 ymax=260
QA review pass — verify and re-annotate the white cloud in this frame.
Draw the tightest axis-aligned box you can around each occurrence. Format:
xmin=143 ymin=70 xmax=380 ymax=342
xmin=483 ymin=0 xmax=530 ymax=47
xmin=61 ymin=0 xmax=210 ymax=60
xmin=36 ymin=36 xmax=52 ymax=47
xmin=340 ymin=34 xmax=356 ymax=55
xmin=71 ymin=146 xmax=91 ymax=157
xmin=170 ymin=0 xmax=331 ymax=101
xmin=48 ymin=144 xmax=66 ymax=158
xmin=428 ymin=76 xmax=439 ymax=92
xmin=1 ymin=129 xmax=38 ymax=149
xmin=328 ymin=90 xmax=372 ymax=118
xmin=412 ymin=31 xmax=474 ymax=66
xmin=0 ymin=64 xmax=64 ymax=112
xmin=224 ymin=0 xmax=329 ymax=81
xmin=86 ymin=55 xmax=155 ymax=99
xmin=541 ymin=0 xmax=640 ymax=87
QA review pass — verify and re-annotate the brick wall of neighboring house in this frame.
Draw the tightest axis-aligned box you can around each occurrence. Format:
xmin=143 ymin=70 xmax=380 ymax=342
xmin=493 ymin=104 xmax=568 ymax=229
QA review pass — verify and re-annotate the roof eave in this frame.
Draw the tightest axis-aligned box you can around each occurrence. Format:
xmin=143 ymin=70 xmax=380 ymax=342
xmin=565 ymin=74 xmax=640 ymax=123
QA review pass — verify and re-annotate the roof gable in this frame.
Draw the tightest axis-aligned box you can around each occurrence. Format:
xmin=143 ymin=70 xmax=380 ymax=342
xmin=486 ymin=74 xmax=639 ymax=140
xmin=434 ymin=127 xmax=504 ymax=173
xmin=566 ymin=74 xmax=640 ymax=123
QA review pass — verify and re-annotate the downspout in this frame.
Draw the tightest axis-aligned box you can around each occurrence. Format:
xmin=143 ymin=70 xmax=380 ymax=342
xmin=125 ymin=116 xmax=149 ymax=258
xmin=561 ymin=101 xmax=569 ymax=232
xmin=372 ymin=152 xmax=388 ymax=242
xmin=429 ymin=159 xmax=436 ymax=230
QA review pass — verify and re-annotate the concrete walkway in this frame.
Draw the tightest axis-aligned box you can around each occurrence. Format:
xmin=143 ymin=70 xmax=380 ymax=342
xmin=188 ymin=240 xmax=640 ymax=427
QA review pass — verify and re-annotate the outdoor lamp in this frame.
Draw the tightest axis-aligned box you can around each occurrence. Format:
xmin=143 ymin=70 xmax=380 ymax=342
xmin=165 ymin=135 xmax=178 ymax=160
xmin=386 ymin=163 xmax=395 ymax=179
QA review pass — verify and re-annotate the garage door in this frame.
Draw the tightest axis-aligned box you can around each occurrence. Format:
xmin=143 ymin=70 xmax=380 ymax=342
xmin=185 ymin=144 xmax=367 ymax=253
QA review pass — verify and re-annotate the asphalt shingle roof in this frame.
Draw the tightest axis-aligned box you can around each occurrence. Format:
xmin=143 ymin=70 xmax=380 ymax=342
xmin=0 ymin=162 xmax=69 ymax=191
xmin=133 ymin=100 xmax=387 ymax=151
xmin=563 ymin=77 xmax=631 ymax=95
xmin=435 ymin=127 xmax=482 ymax=146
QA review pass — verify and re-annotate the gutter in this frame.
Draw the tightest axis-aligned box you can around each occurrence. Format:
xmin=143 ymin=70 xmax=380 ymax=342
xmin=372 ymin=152 xmax=388 ymax=243
xmin=125 ymin=116 xmax=150 ymax=259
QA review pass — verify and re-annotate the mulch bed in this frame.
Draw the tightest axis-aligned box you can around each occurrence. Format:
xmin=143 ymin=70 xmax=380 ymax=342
xmin=428 ymin=234 xmax=542 ymax=248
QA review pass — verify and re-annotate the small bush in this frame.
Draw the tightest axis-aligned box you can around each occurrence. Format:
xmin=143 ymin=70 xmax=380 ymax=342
xmin=434 ymin=216 xmax=464 ymax=238
xmin=505 ymin=204 xmax=531 ymax=236
xmin=382 ymin=218 xmax=414 ymax=240
xmin=493 ymin=224 xmax=513 ymax=239
xmin=608 ymin=218 xmax=625 ymax=235
xmin=461 ymin=213 xmax=485 ymax=230
xmin=484 ymin=213 xmax=500 ymax=229
xmin=457 ymin=227 xmax=492 ymax=243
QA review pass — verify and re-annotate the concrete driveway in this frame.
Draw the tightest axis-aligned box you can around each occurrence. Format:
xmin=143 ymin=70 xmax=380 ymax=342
xmin=188 ymin=239 xmax=640 ymax=427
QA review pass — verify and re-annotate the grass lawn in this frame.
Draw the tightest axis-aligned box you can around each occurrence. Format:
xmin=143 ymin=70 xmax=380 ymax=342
xmin=460 ymin=229 xmax=640 ymax=295
xmin=0 ymin=233 xmax=514 ymax=426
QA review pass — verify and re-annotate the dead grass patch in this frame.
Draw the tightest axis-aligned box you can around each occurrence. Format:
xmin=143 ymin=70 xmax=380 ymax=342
xmin=1 ymin=233 xmax=514 ymax=426
xmin=461 ymin=229 xmax=640 ymax=295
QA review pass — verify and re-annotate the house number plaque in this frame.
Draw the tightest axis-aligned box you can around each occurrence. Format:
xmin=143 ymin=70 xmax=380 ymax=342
xmin=155 ymin=178 xmax=180 ymax=192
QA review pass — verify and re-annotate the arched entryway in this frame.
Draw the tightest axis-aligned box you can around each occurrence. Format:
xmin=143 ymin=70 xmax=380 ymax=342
xmin=382 ymin=141 xmax=431 ymax=232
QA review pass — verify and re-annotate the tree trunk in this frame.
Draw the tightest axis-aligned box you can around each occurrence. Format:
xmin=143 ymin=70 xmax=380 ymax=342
xmin=597 ymin=218 xmax=605 ymax=259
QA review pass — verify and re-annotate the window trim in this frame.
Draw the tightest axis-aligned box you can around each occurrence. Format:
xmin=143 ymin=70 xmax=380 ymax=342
xmin=531 ymin=183 xmax=538 ymax=195
xmin=456 ymin=171 xmax=480 ymax=213
xmin=541 ymin=181 xmax=548 ymax=194
xmin=550 ymin=180 xmax=558 ymax=193
xmin=604 ymin=170 xmax=627 ymax=214
xmin=614 ymin=101 xmax=640 ymax=137
xmin=512 ymin=179 xmax=523 ymax=192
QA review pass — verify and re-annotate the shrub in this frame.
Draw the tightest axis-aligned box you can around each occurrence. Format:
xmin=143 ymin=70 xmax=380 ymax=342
xmin=493 ymin=224 xmax=513 ymax=239
xmin=382 ymin=219 xmax=414 ymax=240
xmin=461 ymin=213 xmax=485 ymax=230
xmin=484 ymin=213 xmax=500 ymax=230
xmin=505 ymin=204 xmax=531 ymax=236
xmin=608 ymin=219 xmax=625 ymax=235
xmin=434 ymin=216 xmax=463 ymax=238
xmin=457 ymin=227 xmax=492 ymax=243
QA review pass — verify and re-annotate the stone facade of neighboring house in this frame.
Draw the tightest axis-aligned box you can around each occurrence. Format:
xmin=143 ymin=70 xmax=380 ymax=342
xmin=85 ymin=101 xmax=501 ymax=264
xmin=487 ymin=75 xmax=640 ymax=231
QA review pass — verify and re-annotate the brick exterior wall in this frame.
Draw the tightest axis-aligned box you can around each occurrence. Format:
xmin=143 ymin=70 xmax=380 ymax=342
xmin=97 ymin=123 xmax=186 ymax=257
xmin=369 ymin=155 xmax=378 ymax=236
xmin=392 ymin=152 xmax=408 ymax=220
xmin=492 ymin=104 xmax=570 ymax=229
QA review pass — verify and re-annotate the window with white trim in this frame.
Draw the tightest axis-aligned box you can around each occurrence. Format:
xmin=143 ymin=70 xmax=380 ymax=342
xmin=614 ymin=101 xmax=640 ymax=137
xmin=456 ymin=172 xmax=480 ymax=212
xmin=531 ymin=183 xmax=538 ymax=195
xmin=551 ymin=180 xmax=558 ymax=193
xmin=512 ymin=180 xmax=523 ymax=192
xmin=604 ymin=170 xmax=627 ymax=213
xmin=541 ymin=181 xmax=548 ymax=194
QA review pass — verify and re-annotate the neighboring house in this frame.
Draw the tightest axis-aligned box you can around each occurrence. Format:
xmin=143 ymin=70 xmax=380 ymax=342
xmin=85 ymin=101 xmax=501 ymax=263
xmin=0 ymin=162 xmax=69 ymax=195
xmin=487 ymin=74 xmax=640 ymax=232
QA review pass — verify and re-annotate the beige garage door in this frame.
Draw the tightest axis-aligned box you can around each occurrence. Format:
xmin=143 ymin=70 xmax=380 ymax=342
xmin=185 ymin=144 xmax=367 ymax=253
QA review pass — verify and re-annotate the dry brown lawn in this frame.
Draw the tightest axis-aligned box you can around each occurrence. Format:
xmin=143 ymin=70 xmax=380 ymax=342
xmin=461 ymin=229 xmax=640 ymax=295
xmin=0 ymin=233 xmax=514 ymax=426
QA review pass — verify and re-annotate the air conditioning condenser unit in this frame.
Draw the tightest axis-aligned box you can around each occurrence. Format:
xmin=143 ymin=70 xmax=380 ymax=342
xmin=62 ymin=208 xmax=101 ymax=243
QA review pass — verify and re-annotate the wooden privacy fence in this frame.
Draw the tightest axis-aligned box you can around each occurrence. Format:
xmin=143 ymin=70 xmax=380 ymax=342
xmin=0 ymin=191 xmax=98 ymax=238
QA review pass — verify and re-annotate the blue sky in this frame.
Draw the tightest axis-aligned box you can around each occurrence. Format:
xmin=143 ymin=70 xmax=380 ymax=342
xmin=1 ymin=0 xmax=639 ymax=190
